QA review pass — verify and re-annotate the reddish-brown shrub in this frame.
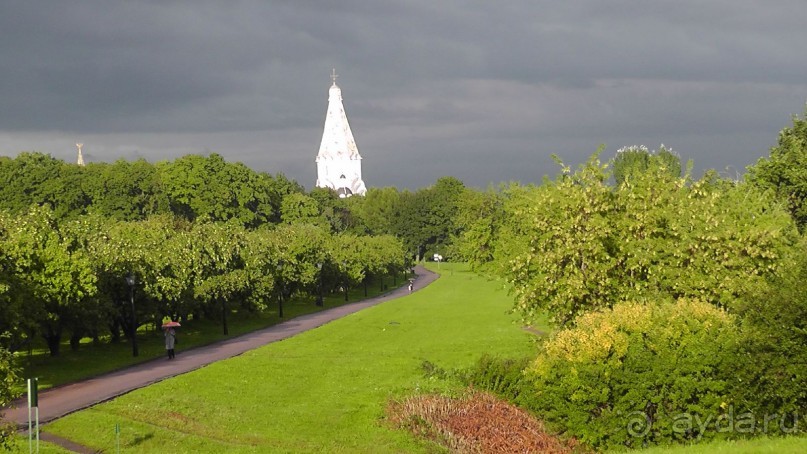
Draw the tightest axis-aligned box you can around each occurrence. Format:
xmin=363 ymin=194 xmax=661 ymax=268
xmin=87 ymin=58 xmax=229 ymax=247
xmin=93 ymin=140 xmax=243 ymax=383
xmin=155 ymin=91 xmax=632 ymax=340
xmin=388 ymin=389 xmax=580 ymax=453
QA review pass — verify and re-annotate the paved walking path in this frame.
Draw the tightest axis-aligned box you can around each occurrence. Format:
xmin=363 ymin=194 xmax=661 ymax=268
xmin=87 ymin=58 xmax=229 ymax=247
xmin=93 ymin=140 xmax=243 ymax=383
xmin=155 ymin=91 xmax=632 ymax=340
xmin=4 ymin=266 xmax=438 ymax=451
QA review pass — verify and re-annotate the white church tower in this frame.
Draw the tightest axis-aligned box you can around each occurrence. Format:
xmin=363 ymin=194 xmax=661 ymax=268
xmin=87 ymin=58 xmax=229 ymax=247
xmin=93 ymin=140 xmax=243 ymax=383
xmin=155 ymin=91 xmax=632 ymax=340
xmin=315 ymin=69 xmax=367 ymax=197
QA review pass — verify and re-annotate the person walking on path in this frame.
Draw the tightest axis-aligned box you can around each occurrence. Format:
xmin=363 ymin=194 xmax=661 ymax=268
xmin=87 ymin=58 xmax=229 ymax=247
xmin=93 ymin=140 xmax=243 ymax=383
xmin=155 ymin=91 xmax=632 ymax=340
xmin=164 ymin=327 xmax=176 ymax=359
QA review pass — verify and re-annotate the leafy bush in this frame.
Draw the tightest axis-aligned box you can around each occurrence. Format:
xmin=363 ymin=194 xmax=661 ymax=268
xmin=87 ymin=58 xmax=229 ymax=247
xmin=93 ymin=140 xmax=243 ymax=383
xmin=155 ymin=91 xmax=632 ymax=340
xmin=525 ymin=299 xmax=741 ymax=450
xmin=421 ymin=355 xmax=533 ymax=406
xmin=731 ymin=238 xmax=807 ymax=430
xmin=458 ymin=355 xmax=532 ymax=404
xmin=0 ymin=342 xmax=20 ymax=450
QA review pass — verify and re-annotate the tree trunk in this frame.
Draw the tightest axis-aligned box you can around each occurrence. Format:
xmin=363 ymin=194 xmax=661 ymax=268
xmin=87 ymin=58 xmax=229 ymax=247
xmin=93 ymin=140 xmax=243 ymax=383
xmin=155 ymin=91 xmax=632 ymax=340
xmin=109 ymin=319 xmax=121 ymax=343
xmin=43 ymin=325 xmax=62 ymax=357
xmin=221 ymin=299 xmax=229 ymax=335
xmin=69 ymin=331 xmax=82 ymax=351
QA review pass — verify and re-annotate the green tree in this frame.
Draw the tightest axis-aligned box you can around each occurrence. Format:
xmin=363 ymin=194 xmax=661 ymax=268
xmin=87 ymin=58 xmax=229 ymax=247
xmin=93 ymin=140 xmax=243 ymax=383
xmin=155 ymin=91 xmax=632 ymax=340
xmin=157 ymin=154 xmax=280 ymax=227
xmin=0 ymin=211 xmax=29 ymax=351
xmin=85 ymin=159 xmax=170 ymax=221
xmin=0 ymin=152 xmax=64 ymax=214
xmin=330 ymin=233 xmax=369 ymax=297
xmin=45 ymin=163 xmax=92 ymax=219
xmin=192 ymin=221 xmax=250 ymax=334
xmin=452 ymin=186 xmax=504 ymax=268
xmin=392 ymin=177 xmax=466 ymax=260
xmin=262 ymin=172 xmax=305 ymax=224
xmin=309 ymin=187 xmax=359 ymax=233
xmin=5 ymin=206 xmax=98 ymax=356
xmin=0 ymin=342 xmax=20 ymax=450
xmin=612 ymin=144 xmax=682 ymax=186
xmin=748 ymin=109 xmax=807 ymax=231
xmin=0 ymin=153 xmax=97 ymax=220
xmin=281 ymin=193 xmax=325 ymax=227
xmin=732 ymin=236 xmax=807 ymax=426
xmin=496 ymin=153 xmax=797 ymax=326
xmin=349 ymin=186 xmax=401 ymax=235
xmin=98 ymin=215 xmax=191 ymax=346
xmin=58 ymin=214 xmax=114 ymax=350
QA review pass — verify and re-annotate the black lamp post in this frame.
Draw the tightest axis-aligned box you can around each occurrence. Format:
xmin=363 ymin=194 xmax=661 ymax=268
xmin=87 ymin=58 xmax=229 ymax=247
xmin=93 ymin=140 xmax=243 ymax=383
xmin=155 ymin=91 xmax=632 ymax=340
xmin=277 ymin=260 xmax=285 ymax=318
xmin=125 ymin=272 xmax=138 ymax=357
xmin=316 ymin=262 xmax=324 ymax=307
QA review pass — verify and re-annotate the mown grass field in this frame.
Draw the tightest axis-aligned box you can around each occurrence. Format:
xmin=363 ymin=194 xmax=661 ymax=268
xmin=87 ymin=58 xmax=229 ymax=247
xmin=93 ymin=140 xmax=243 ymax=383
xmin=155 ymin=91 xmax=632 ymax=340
xmin=630 ymin=436 xmax=807 ymax=454
xmin=41 ymin=264 xmax=538 ymax=452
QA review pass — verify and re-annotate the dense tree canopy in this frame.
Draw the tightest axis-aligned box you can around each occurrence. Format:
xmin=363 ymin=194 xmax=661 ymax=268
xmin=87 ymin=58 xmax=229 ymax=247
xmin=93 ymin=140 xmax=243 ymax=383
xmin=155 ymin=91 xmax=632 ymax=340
xmin=391 ymin=176 xmax=466 ymax=260
xmin=748 ymin=109 xmax=807 ymax=231
xmin=458 ymin=153 xmax=798 ymax=326
xmin=0 ymin=152 xmax=299 ymax=227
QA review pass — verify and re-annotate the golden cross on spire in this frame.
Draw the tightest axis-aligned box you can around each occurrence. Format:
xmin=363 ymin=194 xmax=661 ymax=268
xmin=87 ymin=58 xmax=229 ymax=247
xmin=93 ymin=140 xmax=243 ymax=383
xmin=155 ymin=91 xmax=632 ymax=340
xmin=331 ymin=68 xmax=338 ymax=85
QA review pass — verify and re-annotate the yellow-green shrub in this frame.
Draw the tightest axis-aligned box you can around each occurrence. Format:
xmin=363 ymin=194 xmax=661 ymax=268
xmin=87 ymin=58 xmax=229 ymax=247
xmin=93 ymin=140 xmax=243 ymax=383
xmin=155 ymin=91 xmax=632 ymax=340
xmin=526 ymin=299 xmax=740 ymax=450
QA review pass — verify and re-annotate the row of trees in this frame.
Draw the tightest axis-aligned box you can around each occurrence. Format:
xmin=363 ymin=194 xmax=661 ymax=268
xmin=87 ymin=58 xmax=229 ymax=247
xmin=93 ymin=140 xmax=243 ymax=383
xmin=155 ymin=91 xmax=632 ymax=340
xmin=0 ymin=152 xmax=302 ymax=226
xmin=0 ymin=153 xmax=468 ymax=261
xmin=0 ymin=207 xmax=407 ymax=358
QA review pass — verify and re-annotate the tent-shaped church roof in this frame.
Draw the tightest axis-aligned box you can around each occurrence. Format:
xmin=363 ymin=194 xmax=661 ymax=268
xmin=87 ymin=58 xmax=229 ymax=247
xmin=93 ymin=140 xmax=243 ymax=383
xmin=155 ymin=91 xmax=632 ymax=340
xmin=315 ymin=70 xmax=366 ymax=197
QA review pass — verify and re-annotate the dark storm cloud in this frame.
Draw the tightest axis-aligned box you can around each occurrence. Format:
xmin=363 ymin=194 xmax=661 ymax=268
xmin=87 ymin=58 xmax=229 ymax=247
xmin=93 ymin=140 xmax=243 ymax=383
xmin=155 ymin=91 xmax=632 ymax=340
xmin=1 ymin=0 xmax=805 ymax=188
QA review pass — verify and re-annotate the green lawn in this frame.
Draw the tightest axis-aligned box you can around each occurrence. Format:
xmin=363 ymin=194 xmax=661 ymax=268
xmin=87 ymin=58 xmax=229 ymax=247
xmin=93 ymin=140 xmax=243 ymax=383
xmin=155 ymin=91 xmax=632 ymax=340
xmin=633 ymin=436 xmax=807 ymax=454
xmin=8 ymin=437 xmax=73 ymax=454
xmin=42 ymin=263 xmax=538 ymax=452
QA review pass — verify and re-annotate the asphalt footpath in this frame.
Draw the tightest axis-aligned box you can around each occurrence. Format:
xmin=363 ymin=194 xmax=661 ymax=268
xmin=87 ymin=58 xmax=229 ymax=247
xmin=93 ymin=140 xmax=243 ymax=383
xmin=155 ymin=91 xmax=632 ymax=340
xmin=4 ymin=265 xmax=438 ymax=452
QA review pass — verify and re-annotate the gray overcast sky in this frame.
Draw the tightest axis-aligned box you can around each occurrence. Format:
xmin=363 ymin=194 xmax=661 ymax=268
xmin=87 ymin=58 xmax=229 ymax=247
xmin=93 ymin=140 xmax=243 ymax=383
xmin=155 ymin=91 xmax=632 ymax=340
xmin=1 ymin=1 xmax=806 ymax=189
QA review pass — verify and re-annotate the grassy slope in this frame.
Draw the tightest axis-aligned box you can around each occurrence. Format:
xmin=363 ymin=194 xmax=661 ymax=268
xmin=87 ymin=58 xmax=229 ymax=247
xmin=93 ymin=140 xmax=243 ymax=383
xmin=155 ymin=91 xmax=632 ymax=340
xmin=44 ymin=263 xmax=538 ymax=453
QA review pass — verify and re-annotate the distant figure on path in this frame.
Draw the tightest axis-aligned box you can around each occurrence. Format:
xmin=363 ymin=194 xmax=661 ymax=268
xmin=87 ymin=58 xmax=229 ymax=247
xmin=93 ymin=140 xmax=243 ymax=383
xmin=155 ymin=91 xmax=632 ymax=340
xmin=408 ymin=279 xmax=414 ymax=293
xmin=165 ymin=328 xmax=176 ymax=359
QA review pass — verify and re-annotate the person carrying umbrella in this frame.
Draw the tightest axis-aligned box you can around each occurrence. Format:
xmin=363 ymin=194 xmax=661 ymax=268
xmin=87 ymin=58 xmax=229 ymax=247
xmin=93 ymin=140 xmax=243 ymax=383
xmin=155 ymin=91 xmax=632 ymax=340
xmin=162 ymin=321 xmax=180 ymax=359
